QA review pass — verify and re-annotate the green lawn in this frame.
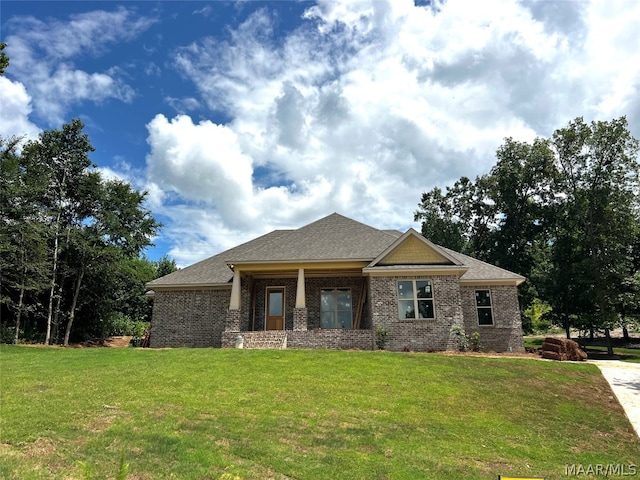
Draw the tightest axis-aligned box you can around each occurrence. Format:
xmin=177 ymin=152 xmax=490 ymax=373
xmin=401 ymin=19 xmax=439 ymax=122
xmin=582 ymin=346 xmax=640 ymax=363
xmin=0 ymin=346 xmax=638 ymax=480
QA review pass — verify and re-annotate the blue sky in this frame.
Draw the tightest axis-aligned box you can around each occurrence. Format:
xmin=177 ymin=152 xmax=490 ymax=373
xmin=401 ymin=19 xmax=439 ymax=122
xmin=2 ymin=1 xmax=640 ymax=266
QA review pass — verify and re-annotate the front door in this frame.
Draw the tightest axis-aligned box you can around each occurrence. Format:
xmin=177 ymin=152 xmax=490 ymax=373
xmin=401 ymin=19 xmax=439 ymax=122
xmin=266 ymin=287 xmax=285 ymax=330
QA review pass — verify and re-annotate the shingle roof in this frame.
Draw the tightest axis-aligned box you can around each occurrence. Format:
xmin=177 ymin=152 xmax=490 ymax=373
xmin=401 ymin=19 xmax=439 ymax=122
xmin=147 ymin=213 xmax=524 ymax=288
xmin=225 ymin=213 xmax=400 ymax=262
xmin=146 ymin=230 xmax=291 ymax=287
xmin=441 ymin=247 xmax=525 ymax=283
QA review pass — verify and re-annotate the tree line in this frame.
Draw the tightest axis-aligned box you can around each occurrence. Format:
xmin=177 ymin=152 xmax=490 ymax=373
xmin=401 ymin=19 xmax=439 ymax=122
xmin=0 ymin=120 xmax=176 ymax=345
xmin=1 ymin=44 xmax=176 ymax=345
xmin=415 ymin=116 xmax=640 ymax=342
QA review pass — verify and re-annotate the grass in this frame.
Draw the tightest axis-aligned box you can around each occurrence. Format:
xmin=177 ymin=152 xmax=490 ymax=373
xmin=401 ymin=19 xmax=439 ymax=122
xmin=581 ymin=346 xmax=640 ymax=363
xmin=0 ymin=346 xmax=638 ymax=480
xmin=525 ymin=336 xmax=640 ymax=363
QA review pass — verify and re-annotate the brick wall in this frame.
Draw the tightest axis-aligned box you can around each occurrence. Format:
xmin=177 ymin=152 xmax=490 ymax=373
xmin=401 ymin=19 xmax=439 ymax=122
xmin=287 ymin=330 xmax=373 ymax=349
xmin=222 ymin=330 xmax=374 ymax=350
xmin=150 ymin=277 xmax=523 ymax=352
xmin=369 ymin=275 xmax=465 ymax=352
xmin=222 ymin=330 xmax=287 ymax=349
xmin=149 ymin=289 xmax=230 ymax=347
xmin=240 ymin=275 xmax=253 ymax=331
xmin=460 ymin=285 xmax=524 ymax=352
xmin=293 ymin=307 xmax=307 ymax=331
xmin=225 ymin=308 xmax=241 ymax=332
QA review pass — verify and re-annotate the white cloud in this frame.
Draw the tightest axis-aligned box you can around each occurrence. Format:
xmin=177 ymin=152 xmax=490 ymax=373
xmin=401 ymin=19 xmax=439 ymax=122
xmin=165 ymin=96 xmax=201 ymax=114
xmin=193 ymin=5 xmax=213 ymax=18
xmin=146 ymin=114 xmax=255 ymax=226
xmin=5 ymin=7 xmax=155 ymax=124
xmin=146 ymin=0 xmax=640 ymax=265
xmin=0 ymin=77 xmax=40 ymax=142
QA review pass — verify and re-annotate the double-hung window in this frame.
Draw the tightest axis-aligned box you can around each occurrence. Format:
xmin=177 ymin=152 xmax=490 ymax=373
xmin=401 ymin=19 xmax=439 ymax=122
xmin=320 ymin=289 xmax=352 ymax=329
xmin=397 ymin=280 xmax=434 ymax=319
xmin=475 ymin=290 xmax=493 ymax=325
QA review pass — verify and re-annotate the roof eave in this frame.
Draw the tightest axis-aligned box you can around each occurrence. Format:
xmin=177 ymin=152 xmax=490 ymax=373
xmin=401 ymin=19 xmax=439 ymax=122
xmin=146 ymin=282 xmax=232 ymax=291
xmin=227 ymin=259 xmax=373 ymax=268
xmin=459 ymin=277 xmax=526 ymax=286
xmin=363 ymin=265 xmax=469 ymax=276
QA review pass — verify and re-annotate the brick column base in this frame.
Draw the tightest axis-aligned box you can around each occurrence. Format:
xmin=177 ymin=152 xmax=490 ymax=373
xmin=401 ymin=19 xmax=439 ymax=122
xmin=225 ymin=309 xmax=241 ymax=332
xmin=293 ymin=307 xmax=308 ymax=331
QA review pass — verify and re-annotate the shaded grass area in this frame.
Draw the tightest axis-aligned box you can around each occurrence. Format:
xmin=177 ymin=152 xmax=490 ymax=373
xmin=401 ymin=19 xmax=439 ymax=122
xmin=525 ymin=337 xmax=640 ymax=363
xmin=582 ymin=346 xmax=640 ymax=363
xmin=1 ymin=346 xmax=638 ymax=479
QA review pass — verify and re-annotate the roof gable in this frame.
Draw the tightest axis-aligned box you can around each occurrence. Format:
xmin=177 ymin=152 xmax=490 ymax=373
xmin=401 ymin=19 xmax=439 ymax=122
xmin=368 ymin=229 xmax=461 ymax=267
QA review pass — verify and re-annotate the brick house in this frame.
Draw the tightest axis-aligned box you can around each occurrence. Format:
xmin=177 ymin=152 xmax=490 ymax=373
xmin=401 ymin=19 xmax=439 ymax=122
xmin=147 ymin=213 xmax=525 ymax=351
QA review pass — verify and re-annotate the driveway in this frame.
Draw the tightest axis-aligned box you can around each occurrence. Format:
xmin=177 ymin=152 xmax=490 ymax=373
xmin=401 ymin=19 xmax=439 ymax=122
xmin=591 ymin=360 xmax=640 ymax=438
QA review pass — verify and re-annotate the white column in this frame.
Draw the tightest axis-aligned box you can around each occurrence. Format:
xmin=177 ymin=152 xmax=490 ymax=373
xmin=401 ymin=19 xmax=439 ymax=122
xmin=229 ymin=269 xmax=241 ymax=310
xmin=295 ymin=268 xmax=306 ymax=308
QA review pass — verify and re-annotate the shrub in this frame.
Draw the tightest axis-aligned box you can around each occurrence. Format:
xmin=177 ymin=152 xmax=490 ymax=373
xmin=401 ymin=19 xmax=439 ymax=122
xmin=104 ymin=313 xmax=148 ymax=338
xmin=469 ymin=331 xmax=482 ymax=352
xmin=375 ymin=325 xmax=388 ymax=350
xmin=524 ymin=299 xmax=553 ymax=334
xmin=449 ymin=325 xmax=469 ymax=352
xmin=0 ymin=324 xmax=15 ymax=344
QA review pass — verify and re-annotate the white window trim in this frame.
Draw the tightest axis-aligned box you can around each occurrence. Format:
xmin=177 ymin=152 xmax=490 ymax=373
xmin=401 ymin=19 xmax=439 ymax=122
xmin=397 ymin=280 xmax=435 ymax=320
xmin=475 ymin=289 xmax=494 ymax=326
xmin=320 ymin=288 xmax=353 ymax=329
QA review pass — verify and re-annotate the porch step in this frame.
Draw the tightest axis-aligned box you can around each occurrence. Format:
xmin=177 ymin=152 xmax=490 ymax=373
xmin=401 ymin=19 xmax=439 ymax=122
xmin=242 ymin=331 xmax=287 ymax=350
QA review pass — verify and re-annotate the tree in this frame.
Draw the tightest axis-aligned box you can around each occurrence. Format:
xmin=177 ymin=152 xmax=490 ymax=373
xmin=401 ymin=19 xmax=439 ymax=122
xmin=62 ymin=179 xmax=160 ymax=345
xmin=415 ymin=138 xmax=558 ymax=320
xmin=22 ymin=119 xmax=98 ymax=344
xmin=415 ymin=116 xmax=640 ymax=340
xmin=0 ymin=43 xmax=9 ymax=75
xmin=0 ymin=136 xmax=50 ymax=342
xmin=545 ymin=117 xmax=640 ymax=347
xmin=155 ymin=255 xmax=178 ymax=278
xmin=414 ymin=175 xmax=496 ymax=260
xmin=1 ymin=119 xmax=162 ymax=345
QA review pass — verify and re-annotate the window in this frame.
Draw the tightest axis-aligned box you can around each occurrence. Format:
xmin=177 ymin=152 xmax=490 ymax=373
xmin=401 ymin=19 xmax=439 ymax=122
xmin=320 ymin=289 xmax=352 ymax=329
xmin=475 ymin=290 xmax=493 ymax=325
xmin=397 ymin=280 xmax=434 ymax=319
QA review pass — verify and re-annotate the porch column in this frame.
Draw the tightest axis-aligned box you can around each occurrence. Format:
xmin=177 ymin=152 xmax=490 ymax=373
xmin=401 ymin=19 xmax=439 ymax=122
xmin=295 ymin=268 xmax=306 ymax=308
xmin=229 ymin=269 xmax=241 ymax=310
xmin=293 ymin=268 xmax=308 ymax=331
xmin=226 ymin=269 xmax=241 ymax=332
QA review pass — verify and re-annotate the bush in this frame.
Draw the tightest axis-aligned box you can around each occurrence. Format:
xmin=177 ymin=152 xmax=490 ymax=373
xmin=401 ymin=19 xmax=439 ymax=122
xmin=469 ymin=331 xmax=482 ymax=352
xmin=104 ymin=313 xmax=148 ymax=338
xmin=449 ymin=325 xmax=469 ymax=351
xmin=0 ymin=324 xmax=15 ymax=344
xmin=450 ymin=328 xmax=482 ymax=352
xmin=523 ymin=299 xmax=553 ymax=334
xmin=375 ymin=326 xmax=388 ymax=350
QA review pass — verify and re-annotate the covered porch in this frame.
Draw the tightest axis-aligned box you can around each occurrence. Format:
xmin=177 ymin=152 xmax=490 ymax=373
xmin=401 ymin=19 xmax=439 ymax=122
xmin=221 ymin=263 xmax=374 ymax=349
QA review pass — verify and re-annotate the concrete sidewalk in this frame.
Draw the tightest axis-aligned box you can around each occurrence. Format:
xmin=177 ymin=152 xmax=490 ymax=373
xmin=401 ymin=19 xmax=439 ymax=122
xmin=591 ymin=360 xmax=640 ymax=438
